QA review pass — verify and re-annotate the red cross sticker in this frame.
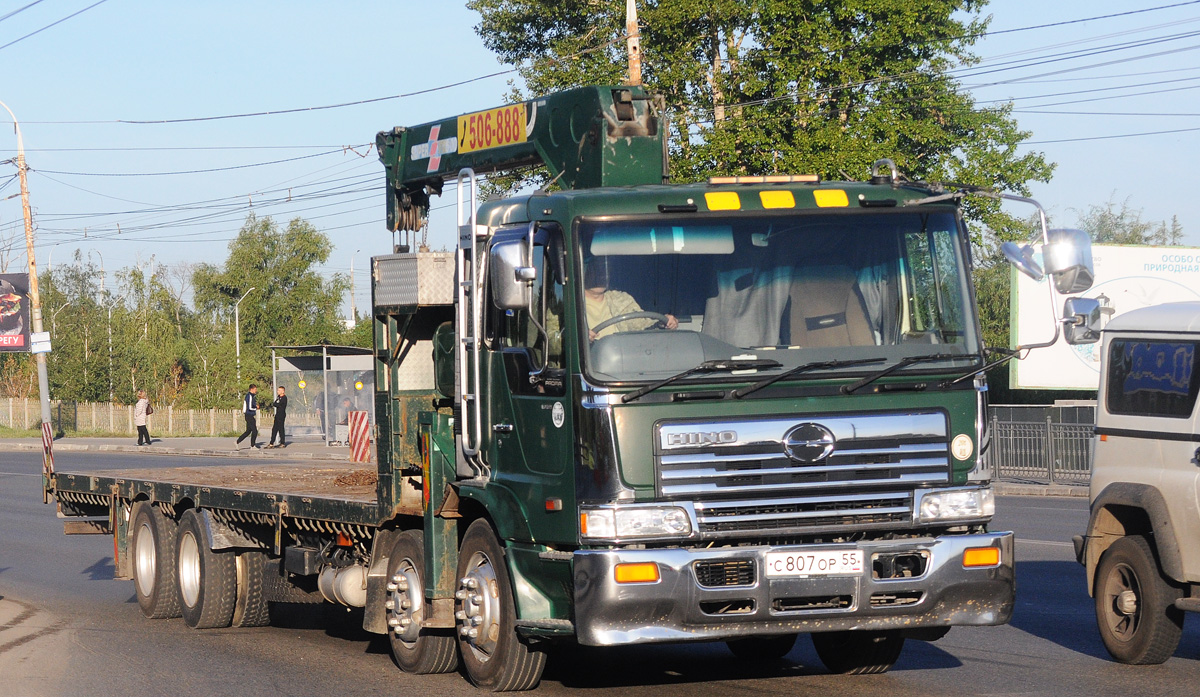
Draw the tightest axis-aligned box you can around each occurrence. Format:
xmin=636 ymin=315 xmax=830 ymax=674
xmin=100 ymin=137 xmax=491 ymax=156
xmin=426 ymin=125 xmax=443 ymax=173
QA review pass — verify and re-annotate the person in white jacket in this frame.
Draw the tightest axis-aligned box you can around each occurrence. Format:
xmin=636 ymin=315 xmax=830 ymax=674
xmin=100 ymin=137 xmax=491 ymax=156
xmin=134 ymin=390 xmax=151 ymax=446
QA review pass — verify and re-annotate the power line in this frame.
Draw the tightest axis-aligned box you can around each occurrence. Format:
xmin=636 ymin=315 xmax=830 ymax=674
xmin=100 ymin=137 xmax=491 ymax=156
xmin=31 ymin=146 xmax=371 ymax=177
xmin=1025 ymin=126 xmax=1200 ymax=144
xmin=0 ymin=0 xmax=47 ymax=24
xmin=0 ymin=0 xmax=109 ymax=52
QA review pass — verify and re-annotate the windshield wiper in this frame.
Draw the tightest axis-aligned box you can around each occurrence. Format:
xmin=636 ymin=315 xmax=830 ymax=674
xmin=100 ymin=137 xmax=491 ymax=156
xmin=840 ymin=353 xmax=962 ymax=395
xmin=731 ymin=357 xmax=887 ymax=399
xmin=622 ymin=358 xmax=782 ymax=403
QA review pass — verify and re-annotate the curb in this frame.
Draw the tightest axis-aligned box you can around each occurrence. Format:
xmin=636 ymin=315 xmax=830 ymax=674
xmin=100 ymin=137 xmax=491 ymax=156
xmin=994 ymin=482 xmax=1089 ymax=498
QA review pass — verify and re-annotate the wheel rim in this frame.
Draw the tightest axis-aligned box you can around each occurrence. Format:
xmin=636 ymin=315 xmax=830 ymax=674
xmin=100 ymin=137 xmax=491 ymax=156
xmin=457 ymin=550 xmax=501 ymax=662
xmin=1103 ymin=561 xmax=1142 ymax=642
xmin=388 ymin=558 xmax=425 ymax=646
xmin=178 ymin=530 xmax=202 ymax=608
xmin=134 ymin=520 xmax=156 ymax=597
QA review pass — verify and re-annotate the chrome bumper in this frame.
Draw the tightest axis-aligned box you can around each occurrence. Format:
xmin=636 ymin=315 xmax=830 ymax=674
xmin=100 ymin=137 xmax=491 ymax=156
xmin=572 ymin=532 xmax=1014 ymax=646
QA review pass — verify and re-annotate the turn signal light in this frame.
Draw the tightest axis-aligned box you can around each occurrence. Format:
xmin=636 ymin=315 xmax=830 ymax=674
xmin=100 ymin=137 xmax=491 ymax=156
xmin=614 ymin=562 xmax=660 ymax=584
xmin=963 ymin=547 xmax=1001 ymax=568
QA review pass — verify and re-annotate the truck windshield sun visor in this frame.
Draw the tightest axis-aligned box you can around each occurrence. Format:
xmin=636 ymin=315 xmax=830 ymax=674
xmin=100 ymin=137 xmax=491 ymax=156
xmin=577 ymin=211 xmax=981 ymax=385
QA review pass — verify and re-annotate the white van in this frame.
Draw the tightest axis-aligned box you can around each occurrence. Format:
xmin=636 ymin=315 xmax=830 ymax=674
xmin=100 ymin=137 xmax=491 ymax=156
xmin=1074 ymin=301 xmax=1200 ymax=664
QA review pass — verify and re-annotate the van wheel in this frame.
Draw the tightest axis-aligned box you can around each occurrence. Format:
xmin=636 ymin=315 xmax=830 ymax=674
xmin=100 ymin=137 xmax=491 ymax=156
xmin=176 ymin=510 xmax=237 ymax=629
xmin=456 ymin=520 xmax=547 ymax=691
xmin=386 ymin=530 xmax=458 ymax=674
xmin=812 ymin=630 xmax=905 ymax=674
xmin=131 ymin=502 xmax=181 ymax=619
xmin=726 ymin=634 xmax=797 ymax=660
xmin=231 ymin=549 xmax=271 ymax=628
xmin=1095 ymin=535 xmax=1184 ymax=664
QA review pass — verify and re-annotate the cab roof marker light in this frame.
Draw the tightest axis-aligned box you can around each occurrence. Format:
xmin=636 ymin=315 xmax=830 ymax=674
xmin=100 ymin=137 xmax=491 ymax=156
xmin=707 ymin=174 xmax=820 ymax=185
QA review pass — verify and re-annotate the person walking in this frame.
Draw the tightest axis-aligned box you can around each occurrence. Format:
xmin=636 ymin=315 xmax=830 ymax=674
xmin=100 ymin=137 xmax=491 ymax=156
xmin=133 ymin=389 xmax=152 ymax=446
xmin=235 ymin=384 xmax=259 ymax=449
xmin=267 ymin=386 xmax=288 ymax=448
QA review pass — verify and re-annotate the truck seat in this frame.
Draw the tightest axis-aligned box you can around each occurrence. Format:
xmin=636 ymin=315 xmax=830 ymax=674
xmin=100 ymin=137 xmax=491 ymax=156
xmin=787 ymin=265 xmax=874 ymax=347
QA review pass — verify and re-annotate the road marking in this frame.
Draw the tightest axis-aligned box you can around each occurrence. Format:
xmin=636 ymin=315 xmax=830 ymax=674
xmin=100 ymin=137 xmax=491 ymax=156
xmin=0 ymin=471 xmax=39 ymax=477
xmin=1018 ymin=538 xmax=1074 ymax=548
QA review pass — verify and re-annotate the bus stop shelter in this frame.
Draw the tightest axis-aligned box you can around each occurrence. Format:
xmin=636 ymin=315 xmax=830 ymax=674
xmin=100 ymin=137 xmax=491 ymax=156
xmin=269 ymin=345 xmax=374 ymax=444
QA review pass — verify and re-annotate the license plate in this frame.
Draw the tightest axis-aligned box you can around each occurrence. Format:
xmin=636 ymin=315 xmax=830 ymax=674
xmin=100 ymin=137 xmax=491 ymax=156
xmin=764 ymin=550 xmax=863 ymax=577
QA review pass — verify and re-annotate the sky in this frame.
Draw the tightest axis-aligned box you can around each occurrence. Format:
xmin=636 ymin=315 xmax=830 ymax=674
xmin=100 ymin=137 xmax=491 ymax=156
xmin=1 ymin=1 xmax=1197 ymax=320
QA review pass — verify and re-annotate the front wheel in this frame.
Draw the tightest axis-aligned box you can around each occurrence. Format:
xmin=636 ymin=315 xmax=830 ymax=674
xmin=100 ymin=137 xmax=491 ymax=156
xmin=811 ymin=630 xmax=905 ymax=674
xmin=386 ymin=530 xmax=458 ymax=674
xmin=1095 ymin=535 xmax=1184 ymax=664
xmin=455 ymin=519 xmax=547 ymax=691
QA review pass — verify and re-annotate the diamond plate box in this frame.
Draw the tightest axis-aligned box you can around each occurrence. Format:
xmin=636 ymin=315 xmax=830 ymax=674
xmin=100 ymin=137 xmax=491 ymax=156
xmin=373 ymin=252 xmax=455 ymax=308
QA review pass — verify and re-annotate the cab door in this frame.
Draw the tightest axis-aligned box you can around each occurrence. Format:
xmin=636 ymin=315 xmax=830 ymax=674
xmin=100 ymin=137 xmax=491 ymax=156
xmin=485 ymin=225 xmax=575 ymax=545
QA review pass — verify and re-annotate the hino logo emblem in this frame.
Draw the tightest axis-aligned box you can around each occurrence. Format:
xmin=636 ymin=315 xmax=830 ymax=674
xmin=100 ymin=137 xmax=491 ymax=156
xmin=666 ymin=430 xmax=737 ymax=447
xmin=783 ymin=423 xmax=836 ymax=463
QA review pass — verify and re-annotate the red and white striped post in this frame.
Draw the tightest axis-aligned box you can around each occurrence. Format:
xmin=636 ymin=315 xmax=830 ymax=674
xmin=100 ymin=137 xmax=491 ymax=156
xmin=347 ymin=411 xmax=372 ymax=463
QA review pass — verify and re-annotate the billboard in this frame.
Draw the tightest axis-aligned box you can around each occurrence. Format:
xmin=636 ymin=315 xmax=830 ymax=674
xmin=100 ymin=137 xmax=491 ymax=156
xmin=1011 ymin=244 xmax=1200 ymax=390
xmin=0 ymin=273 xmax=31 ymax=352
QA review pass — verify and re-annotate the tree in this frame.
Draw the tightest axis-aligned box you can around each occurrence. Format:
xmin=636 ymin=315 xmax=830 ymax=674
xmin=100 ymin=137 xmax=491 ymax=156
xmin=468 ymin=0 xmax=1053 ymax=237
xmin=1075 ymin=196 xmax=1185 ymax=246
xmin=193 ymin=214 xmax=349 ymax=383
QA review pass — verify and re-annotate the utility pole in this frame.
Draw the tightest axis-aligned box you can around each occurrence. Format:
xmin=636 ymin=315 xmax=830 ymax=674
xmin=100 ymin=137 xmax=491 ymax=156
xmin=349 ymin=249 xmax=359 ymax=328
xmin=626 ymin=0 xmax=642 ymax=86
xmin=234 ymin=287 xmax=255 ymax=385
xmin=1 ymin=99 xmax=53 ymax=493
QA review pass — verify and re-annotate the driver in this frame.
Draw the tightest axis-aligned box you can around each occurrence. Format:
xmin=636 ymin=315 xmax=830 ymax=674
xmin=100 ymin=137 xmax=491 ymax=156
xmin=585 ymin=259 xmax=677 ymax=340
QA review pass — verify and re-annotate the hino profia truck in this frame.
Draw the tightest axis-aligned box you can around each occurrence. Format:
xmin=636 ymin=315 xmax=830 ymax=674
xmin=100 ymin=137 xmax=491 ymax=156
xmin=44 ymin=85 xmax=1101 ymax=690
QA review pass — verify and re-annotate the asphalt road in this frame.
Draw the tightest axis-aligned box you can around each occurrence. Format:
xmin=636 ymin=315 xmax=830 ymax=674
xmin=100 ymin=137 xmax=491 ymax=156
xmin=3 ymin=451 xmax=1199 ymax=697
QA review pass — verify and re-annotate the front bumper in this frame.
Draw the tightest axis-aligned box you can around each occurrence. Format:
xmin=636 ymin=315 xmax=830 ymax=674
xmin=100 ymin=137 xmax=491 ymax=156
xmin=572 ymin=531 xmax=1014 ymax=646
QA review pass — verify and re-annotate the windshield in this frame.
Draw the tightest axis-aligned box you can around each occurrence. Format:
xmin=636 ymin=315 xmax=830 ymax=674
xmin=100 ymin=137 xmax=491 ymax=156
xmin=577 ymin=209 xmax=979 ymax=383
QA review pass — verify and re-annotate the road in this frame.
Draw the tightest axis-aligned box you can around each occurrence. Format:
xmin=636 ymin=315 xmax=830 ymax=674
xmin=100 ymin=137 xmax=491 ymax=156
xmin=2 ymin=451 xmax=1198 ymax=697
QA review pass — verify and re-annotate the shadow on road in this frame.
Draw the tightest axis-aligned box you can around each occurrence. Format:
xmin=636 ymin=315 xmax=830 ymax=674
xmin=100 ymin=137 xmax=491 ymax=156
xmin=1011 ymin=560 xmax=1200 ymax=663
xmin=540 ymin=634 xmax=961 ymax=689
xmin=81 ymin=557 xmax=113 ymax=582
xmin=268 ymin=603 xmax=389 ymax=656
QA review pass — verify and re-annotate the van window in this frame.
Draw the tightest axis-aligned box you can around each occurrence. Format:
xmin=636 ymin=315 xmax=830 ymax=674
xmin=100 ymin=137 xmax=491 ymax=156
xmin=1106 ymin=340 xmax=1200 ymax=418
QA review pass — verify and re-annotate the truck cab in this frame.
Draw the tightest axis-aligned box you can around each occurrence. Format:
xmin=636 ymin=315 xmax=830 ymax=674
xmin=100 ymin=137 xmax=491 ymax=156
xmin=1076 ymin=301 xmax=1200 ymax=664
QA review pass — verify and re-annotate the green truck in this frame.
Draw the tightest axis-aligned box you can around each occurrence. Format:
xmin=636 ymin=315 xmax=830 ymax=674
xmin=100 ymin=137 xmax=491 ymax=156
xmin=44 ymin=85 xmax=1097 ymax=690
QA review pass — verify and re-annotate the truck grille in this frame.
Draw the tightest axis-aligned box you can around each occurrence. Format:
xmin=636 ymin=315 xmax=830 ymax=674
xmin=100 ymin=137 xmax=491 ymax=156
xmin=656 ymin=412 xmax=949 ymax=538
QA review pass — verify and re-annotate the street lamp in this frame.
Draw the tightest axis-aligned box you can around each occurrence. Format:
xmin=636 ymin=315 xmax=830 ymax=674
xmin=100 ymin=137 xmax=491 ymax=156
xmin=234 ymin=287 xmax=255 ymax=384
xmin=349 ymin=249 xmax=360 ymax=327
xmin=89 ymin=249 xmax=115 ymax=402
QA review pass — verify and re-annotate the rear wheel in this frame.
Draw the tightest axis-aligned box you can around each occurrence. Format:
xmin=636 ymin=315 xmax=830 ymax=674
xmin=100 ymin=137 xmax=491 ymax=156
xmin=231 ymin=549 xmax=272 ymax=628
xmin=456 ymin=519 xmax=547 ymax=691
xmin=1095 ymin=535 xmax=1184 ymax=664
xmin=386 ymin=530 xmax=458 ymax=674
xmin=726 ymin=634 xmax=797 ymax=660
xmin=176 ymin=509 xmax=237 ymax=629
xmin=811 ymin=630 xmax=905 ymax=675
xmin=131 ymin=502 xmax=181 ymax=619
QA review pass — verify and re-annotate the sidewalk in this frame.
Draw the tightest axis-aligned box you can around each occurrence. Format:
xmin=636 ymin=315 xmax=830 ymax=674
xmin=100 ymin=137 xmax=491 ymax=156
xmin=0 ymin=435 xmax=357 ymax=462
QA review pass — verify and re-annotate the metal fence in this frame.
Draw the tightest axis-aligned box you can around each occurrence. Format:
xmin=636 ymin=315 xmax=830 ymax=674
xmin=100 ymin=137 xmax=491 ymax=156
xmin=0 ymin=398 xmax=321 ymax=436
xmin=989 ymin=404 xmax=1096 ymax=484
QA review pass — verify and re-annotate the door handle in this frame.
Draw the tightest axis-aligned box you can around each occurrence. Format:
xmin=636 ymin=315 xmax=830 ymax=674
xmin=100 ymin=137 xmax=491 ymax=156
xmin=493 ymin=423 xmax=514 ymax=433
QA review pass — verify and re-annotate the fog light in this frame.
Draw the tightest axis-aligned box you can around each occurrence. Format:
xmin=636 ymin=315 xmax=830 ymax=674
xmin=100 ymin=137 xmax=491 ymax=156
xmin=615 ymin=562 xmax=660 ymax=584
xmin=963 ymin=547 xmax=1001 ymax=568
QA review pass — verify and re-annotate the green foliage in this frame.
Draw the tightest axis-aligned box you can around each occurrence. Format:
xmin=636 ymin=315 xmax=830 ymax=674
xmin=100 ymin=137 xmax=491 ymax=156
xmin=468 ymin=0 xmax=1053 ymax=237
xmin=1075 ymin=195 xmax=1185 ymax=246
xmin=11 ymin=214 xmax=357 ymax=410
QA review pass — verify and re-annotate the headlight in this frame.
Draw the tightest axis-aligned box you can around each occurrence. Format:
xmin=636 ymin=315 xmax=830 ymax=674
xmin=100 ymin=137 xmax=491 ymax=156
xmin=581 ymin=506 xmax=693 ymax=540
xmin=916 ymin=487 xmax=995 ymax=523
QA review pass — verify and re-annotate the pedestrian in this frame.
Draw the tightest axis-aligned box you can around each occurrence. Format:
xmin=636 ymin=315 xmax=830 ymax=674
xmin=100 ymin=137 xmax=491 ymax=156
xmin=267 ymin=386 xmax=287 ymax=448
xmin=235 ymin=384 xmax=259 ymax=449
xmin=133 ymin=389 xmax=152 ymax=446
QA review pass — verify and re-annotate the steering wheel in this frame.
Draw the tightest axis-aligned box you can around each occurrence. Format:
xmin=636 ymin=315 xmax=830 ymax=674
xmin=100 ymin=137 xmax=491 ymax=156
xmin=591 ymin=311 xmax=671 ymax=335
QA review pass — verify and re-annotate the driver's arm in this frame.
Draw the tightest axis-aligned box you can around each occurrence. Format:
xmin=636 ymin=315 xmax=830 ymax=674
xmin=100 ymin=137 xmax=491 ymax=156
xmin=614 ymin=291 xmax=677 ymax=330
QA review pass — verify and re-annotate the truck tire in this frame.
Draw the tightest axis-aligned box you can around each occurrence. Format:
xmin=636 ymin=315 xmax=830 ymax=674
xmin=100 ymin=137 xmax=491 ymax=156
xmin=131 ymin=502 xmax=181 ymax=619
xmin=386 ymin=530 xmax=458 ymax=674
xmin=232 ymin=549 xmax=272 ymax=628
xmin=455 ymin=519 xmax=547 ymax=691
xmin=726 ymin=634 xmax=797 ymax=660
xmin=176 ymin=509 xmax=237 ymax=629
xmin=1094 ymin=535 xmax=1184 ymax=664
xmin=811 ymin=630 xmax=905 ymax=674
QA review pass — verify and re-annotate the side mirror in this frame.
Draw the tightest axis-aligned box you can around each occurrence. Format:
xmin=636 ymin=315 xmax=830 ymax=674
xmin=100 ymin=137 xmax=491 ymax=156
xmin=1062 ymin=297 xmax=1101 ymax=345
xmin=490 ymin=239 xmax=535 ymax=310
xmin=1001 ymin=241 xmax=1044 ymax=281
xmin=1044 ymin=228 xmax=1094 ymax=294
